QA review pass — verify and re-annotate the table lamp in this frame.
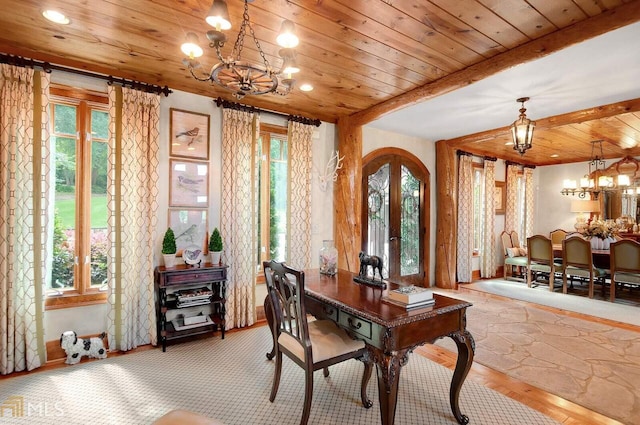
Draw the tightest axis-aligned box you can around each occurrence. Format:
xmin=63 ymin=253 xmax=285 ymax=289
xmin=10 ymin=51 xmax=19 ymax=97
xmin=570 ymin=200 xmax=600 ymax=232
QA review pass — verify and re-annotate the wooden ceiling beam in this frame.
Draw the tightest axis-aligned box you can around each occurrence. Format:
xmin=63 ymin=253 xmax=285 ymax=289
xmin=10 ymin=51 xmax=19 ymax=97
xmin=445 ymin=97 xmax=640 ymax=148
xmin=349 ymin=1 xmax=640 ymax=126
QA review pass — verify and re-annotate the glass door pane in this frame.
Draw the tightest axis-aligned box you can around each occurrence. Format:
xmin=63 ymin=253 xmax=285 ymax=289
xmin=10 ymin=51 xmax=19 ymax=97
xmin=366 ymin=163 xmax=390 ymax=278
xmin=400 ymin=166 xmax=420 ymax=276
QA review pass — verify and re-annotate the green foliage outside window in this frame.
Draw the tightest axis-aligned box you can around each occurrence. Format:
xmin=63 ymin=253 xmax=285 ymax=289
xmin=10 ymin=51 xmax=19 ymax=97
xmin=52 ymin=211 xmax=74 ymax=288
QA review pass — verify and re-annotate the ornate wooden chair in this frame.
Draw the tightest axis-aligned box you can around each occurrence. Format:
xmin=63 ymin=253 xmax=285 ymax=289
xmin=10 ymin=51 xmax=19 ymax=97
xmin=527 ymin=235 xmax=562 ymax=291
xmin=609 ymin=239 xmax=640 ymax=302
xmin=263 ymin=260 xmax=373 ymax=425
xmin=562 ymin=237 xmax=607 ymax=298
xmin=550 ymin=229 xmax=568 ymax=244
xmin=501 ymin=230 xmax=527 ymax=280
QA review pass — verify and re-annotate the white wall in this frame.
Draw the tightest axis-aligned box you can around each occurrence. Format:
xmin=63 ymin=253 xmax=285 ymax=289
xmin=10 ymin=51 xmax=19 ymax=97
xmin=534 ymin=161 xmax=589 ymax=235
xmin=362 ymin=126 xmax=436 ymax=284
xmin=44 ymin=74 xmax=335 ymax=340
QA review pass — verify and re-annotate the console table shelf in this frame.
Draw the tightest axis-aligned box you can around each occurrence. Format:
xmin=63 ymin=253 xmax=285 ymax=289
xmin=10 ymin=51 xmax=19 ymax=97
xmin=154 ymin=264 xmax=228 ymax=352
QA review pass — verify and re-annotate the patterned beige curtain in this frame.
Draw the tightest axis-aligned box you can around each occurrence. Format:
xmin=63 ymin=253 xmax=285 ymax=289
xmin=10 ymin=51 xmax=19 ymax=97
xmin=287 ymin=120 xmax=313 ymax=269
xmin=524 ymin=167 xmax=535 ymax=239
xmin=504 ymin=164 xmax=519 ymax=234
xmin=106 ymin=86 xmax=160 ymax=351
xmin=0 ymin=65 xmax=50 ymax=373
xmin=481 ymin=159 xmax=496 ymax=278
xmin=456 ymin=154 xmax=473 ymax=283
xmin=221 ymin=108 xmax=258 ymax=329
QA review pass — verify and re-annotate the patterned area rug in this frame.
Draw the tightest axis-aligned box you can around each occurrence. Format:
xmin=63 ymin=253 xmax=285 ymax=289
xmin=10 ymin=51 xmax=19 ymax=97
xmin=435 ymin=290 xmax=640 ymax=425
xmin=0 ymin=326 xmax=558 ymax=424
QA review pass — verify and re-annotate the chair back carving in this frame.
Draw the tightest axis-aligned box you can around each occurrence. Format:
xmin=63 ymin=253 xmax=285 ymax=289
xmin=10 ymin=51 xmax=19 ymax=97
xmin=550 ymin=229 xmax=568 ymax=245
xmin=264 ymin=261 xmax=311 ymax=362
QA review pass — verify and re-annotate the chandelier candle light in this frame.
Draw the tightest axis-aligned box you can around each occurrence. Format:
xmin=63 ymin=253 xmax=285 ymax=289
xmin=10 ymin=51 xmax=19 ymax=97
xmin=561 ymin=140 xmax=630 ymax=199
xmin=181 ymin=0 xmax=303 ymax=99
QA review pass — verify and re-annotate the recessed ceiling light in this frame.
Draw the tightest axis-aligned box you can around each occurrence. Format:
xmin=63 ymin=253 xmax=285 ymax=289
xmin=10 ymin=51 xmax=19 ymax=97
xmin=550 ymin=154 xmax=559 ymax=158
xmin=504 ymin=141 xmax=513 ymax=146
xmin=42 ymin=10 xmax=70 ymax=25
xmin=299 ymin=83 xmax=314 ymax=92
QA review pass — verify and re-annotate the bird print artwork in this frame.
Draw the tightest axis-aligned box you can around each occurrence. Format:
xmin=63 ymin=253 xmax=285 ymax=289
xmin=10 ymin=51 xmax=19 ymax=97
xmin=176 ymin=224 xmax=198 ymax=243
xmin=177 ymin=175 xmax=204 ymax=193
xmin=175 ymin=127 xmax=201 ymax=147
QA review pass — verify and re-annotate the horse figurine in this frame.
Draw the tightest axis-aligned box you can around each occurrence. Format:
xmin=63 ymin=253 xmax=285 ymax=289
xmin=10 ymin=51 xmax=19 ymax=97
xmin=358 ymin=251 xmax=384 ymax=281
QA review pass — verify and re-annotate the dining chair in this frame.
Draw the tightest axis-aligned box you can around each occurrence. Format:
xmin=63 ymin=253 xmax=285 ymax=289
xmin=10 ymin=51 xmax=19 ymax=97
xmin=609 ymin=239 xmax=640 ymax=302
xmin=562 ymin=237 xmax=607 ymax=298
xmin=527 ymin=235 xmax=562 ymax=291
xmin=501 ymin=230 xmax=527 ymax=281
xmin=550 ymin=229 xmax=568 ymax=245
xmin=263 ymin=260 xmax=373 ymax=425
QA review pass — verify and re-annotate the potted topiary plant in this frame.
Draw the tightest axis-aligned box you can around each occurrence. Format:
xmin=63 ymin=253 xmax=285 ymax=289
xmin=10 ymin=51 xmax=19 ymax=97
xmin=209 ymin=227 xmax=223 ymax=265
xmin=162 ymin=227 xmax=177 ymax=268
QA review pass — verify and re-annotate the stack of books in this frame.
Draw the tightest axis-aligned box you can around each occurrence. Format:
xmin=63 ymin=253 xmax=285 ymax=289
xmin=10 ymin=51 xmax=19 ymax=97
xmin=387 ymin=285 xmax=434 ymax=309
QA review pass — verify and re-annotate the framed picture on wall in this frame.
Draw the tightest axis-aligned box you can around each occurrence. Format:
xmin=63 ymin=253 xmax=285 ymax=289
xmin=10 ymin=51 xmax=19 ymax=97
xmin=168 ymin=209 xmax=208 ymax=256
xmin=495 ymin=181 xmax=506 ymax=215
xmin=169 ymin=159 xmax=209 ymax=208
xmin=169 ymin=108 xmax=210 ymax=160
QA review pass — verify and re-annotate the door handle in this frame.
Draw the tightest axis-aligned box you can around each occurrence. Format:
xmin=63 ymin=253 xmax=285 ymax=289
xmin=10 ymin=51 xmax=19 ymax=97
xmin=390 ymin=236 xmax=401 ymax=241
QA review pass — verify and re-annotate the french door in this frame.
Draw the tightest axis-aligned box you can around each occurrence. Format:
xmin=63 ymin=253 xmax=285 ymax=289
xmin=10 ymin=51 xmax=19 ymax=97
xmin=362 ymin=151 xmax=429 ymax=286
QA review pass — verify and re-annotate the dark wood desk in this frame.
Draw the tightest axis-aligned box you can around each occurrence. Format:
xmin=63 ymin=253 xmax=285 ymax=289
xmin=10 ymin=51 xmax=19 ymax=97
xmin=265 ymin=269 xmax=474 ymax=425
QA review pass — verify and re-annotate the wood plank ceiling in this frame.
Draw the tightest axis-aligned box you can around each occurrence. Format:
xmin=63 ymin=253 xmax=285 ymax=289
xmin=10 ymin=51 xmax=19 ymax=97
xmin=0 ymin=0 xmax=639 ymax=165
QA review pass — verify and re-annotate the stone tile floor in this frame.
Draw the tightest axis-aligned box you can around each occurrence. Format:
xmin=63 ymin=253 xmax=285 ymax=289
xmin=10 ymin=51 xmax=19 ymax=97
xmin=435 ymin=289 xmax=640 ymax=425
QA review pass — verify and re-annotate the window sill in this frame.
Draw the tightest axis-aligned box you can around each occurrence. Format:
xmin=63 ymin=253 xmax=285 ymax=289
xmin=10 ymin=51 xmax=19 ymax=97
xmin=45 ymin=292 xmax=108 ymax=310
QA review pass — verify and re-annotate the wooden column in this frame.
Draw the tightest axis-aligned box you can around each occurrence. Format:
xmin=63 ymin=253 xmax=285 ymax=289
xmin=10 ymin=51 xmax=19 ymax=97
xmin=335 ymin=116 xmax=362 ymax=273
xmin=435 ymin=141 xmax=457 ymax=289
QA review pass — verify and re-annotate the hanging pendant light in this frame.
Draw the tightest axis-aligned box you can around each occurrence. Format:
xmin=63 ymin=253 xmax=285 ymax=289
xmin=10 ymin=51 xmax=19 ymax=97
xmin=510 ymin=97 xmax=535 ymax=155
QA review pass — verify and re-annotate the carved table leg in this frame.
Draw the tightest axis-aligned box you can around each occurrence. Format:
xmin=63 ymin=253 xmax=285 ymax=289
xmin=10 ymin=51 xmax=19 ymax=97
xmin=373 ymin=348 xmax=409 ymax=425
xmin=449 ymin=329 xmax=475 ymax=425
xmin=264 ymin=294 xmax=277 ymax=360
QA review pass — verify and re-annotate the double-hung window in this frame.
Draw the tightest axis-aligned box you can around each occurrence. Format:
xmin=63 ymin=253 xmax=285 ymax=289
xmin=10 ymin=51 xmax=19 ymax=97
xmin=47 ymin=86 xmax=109 ymax=308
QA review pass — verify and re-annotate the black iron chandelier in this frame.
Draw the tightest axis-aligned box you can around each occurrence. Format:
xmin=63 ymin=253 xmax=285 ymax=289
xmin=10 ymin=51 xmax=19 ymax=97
xmin=181 ymin=0 xmax=301 ymax=99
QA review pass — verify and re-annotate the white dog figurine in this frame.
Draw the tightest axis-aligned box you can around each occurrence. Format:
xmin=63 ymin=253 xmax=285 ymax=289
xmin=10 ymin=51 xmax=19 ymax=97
xmin=60 ymin=331 xmax=108 ymax=365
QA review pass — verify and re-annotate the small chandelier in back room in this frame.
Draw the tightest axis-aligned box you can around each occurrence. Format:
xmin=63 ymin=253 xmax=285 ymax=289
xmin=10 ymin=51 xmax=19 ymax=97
xmin=510 ymin=97 xmax=535 ymax=155
xmin=181 ymin=0 xmax=302 ymax=99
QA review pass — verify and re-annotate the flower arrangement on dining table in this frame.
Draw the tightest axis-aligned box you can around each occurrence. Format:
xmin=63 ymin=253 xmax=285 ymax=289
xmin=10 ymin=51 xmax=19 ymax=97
xmin=582 ymin=220 xmax=618 ymax=239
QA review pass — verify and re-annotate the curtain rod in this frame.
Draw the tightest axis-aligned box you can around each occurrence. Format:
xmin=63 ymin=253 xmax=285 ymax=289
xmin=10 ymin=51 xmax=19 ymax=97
xmin=505 ymin=160 xmax=536 ymax=169
xmin=214 ymin=97 xmax=321 ymax=127
xmin=456 ymin=150 xmax=497 ymax=162
xmin=0 ymin=53 xmax=172 ymax=97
